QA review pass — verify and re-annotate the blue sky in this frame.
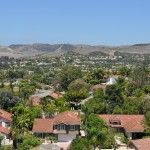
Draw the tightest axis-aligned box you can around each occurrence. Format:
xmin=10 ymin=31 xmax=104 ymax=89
xmin=0 ymin=0 xmax=150 ymax=46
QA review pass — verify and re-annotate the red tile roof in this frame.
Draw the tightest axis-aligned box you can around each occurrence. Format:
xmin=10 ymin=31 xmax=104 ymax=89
xmin=132 ymin=138 xmax=150 ymax=150
xmin=0 ymin=109 xmax=12 ymax=122
xmin=32 ymin=111 xmax=81 ymax=133
xmin=98 ymin=114 xmax=144 ymax=132
xmin=92 ymin=84 xmax=106 ymax=90
xmin=32 ymin=118 xmax=53 ymax=133
xmin=49 ymin=93 xmax=62 ymax=99
xmin=0 ymin=127 xmax=10 ymax=135
xmin=32 ymin=97 xmax=41 ymax=106
xmin=53 ymin=111 xmax=81 ymax=125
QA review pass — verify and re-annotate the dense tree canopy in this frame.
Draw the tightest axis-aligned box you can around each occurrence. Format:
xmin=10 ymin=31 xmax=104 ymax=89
xmin=130 ymin=67 xmax=148 ymax=88
xmin=0 ymin=90 xmax=19 ymax=110
xmin=57 ymin=65 xmax=82 ymax=90
xmin=105 ymin=84 xmax=124 ymax=113
xmin=68 ymin=78 xmax=89 ymax=91
xmin=69 ymin=138 xmax=89 ymax=150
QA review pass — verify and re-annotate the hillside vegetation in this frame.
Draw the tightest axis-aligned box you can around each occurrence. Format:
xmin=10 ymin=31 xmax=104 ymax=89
xmin=0 ymin=43 xmax=150 ymax=58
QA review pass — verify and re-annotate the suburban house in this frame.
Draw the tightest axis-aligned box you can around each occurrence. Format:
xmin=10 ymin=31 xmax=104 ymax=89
xmin=91 ymin=83 xmax=106 ymax=92
xmin=130 ymin=138 xmax=150 ymax=150
xmin=0 ymin=109 xmax=12 ymax=145
xmin=31 ymin=93 xmax=63 ymax=106
xmin=106 ymin=76 xmax=116 ymax=85
xmin=49 ymin=93 xmax=62 ymax=100
xmin=32 ymin=111 xmax=81 ymax=142
xmin=98 ymin=114 xmax=145 ymax=139
xmin=32 ymin=97 xmax=41 ymax=106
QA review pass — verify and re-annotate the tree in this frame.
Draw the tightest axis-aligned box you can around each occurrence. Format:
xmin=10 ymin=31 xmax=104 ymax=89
xmin=40 ymin=97 xmax=51 ymax=111
xmin=141 ymin=95 xmax=150 ymax=114
xmin=122 ymin=98 xmax=142 ymax=114
xmin=7 ymin=70 xmax=18 ymax=91
xmin=105 ymin=84 xmax=124 ymax=113
xmin=134 ymin=88 xmax=143 ymax=97
xmin=0 ymin=90 xmax=19 ymax=110
xmin=64 ymin=88 xmax=89 ymax=106
xmin=18 ymin=135 xmax=41 ymax=150
xmin=57 ymin=65 xmax=82 ymax=90
xmin=83 ymin=89 xmax=106 ymax=114
xmin=55 ymin=97 xmax=70 ymax=112
xmin=68 ymin=78 xmax=89 ymax=91
xmin=113 ymin=105 xmax=123 ymax=114
xmin=0 ymin=71 xmax=6 ymax=88
xmin=45 ymin=103 xmax=56 ymax=116
xmin=69 ymin=138 xmax=89 ymax=150
xmin=101 ymin=128 xmax=117 ymax=149
xmin=142 ymin=85 xmax=150 ymax=94
xmin=20 ymin=84 xmax=36 ymax=106
xmin=0 ymin=135 xmax=4 ymax=147
xmin=12 ymin=105 xmax=41 ymax=148
xmin=87 ymin=114 xmax=107 ymax=149
xmin=145 ymin=111 xmax=150 ymax=135
xmin=116 ymin=77 xmax=126 ymax=88
xmin=91 ymin=69 xmax=105 ymax=80
xmin=130 ymin=67 xmax=148 ymax=88
xmin=118 ymin=66 xmax=131 ymax=77
xmin=12 ymin=105 xmax=41 ymax=138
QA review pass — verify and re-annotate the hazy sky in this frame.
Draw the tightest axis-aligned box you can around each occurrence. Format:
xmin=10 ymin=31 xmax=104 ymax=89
xmin=0 ymin=0 xmax=150 ymax=46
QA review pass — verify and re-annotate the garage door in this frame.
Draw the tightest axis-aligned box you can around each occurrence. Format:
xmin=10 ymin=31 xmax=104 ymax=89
xmin=58 ymin=134 xmax=76 ymax=142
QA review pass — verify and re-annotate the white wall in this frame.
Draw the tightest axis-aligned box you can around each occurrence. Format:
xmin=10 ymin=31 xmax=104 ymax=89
xmin=0 ymin=118 xmax=11 ymax=127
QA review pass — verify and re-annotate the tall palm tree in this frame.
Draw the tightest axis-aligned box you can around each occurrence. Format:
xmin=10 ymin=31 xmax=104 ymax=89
xmin=0 ymin=70 xmax=6 ymax=88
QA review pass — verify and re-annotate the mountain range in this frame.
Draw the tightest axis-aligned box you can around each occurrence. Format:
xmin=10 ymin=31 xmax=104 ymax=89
xmin=0 ymin=43 xmax=150 ymax=58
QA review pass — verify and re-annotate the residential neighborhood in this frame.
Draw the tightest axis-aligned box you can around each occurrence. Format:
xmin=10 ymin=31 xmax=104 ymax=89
xmin=0 ymin=60 xmax=150 ymax=150
xmin=1 ymin=1 xmax=150 ymax=150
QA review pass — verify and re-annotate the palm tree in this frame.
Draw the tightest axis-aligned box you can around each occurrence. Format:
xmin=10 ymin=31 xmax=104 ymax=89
xmin=92 ymin=69 xmax=105 ymax=80
xmin=81 ymin=104 xmax=89 ymax=139
xmin=0 ymin=70 xmax=6 ymax=88
xmin=7 ymin=70 xmax=17 ymax=92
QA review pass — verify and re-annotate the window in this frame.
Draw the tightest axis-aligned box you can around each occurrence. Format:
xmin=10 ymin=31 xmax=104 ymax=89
xmin=54 ymin=125 xmax=58 ymax=130
xmin=59 ymin=124 xmax=65 ymax=130
xmin=70 ymin=125 xmax=75 ymax=130
xmin=110 ymin=121 xmax=121 ymax=125
xmin=54 ymin=124 xmax=66 ymax=130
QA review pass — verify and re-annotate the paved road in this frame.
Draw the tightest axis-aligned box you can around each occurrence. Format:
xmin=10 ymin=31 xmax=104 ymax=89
xmin=79 ymin=95 xmax=93 ymax=105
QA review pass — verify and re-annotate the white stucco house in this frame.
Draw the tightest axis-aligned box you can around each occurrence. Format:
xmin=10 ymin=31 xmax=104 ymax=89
xmin=0 ymin=109 xmax=12 ymax=145
xmin=106 ymin=77 xmax=116 ymax=85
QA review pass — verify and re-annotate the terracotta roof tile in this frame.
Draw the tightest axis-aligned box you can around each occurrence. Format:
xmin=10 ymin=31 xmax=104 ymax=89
xmin=132 ymin=138 xmax=150 ymax=150
xmin=0 ymin=127 xmax=10 ymax=135
xmin=98 ymin=114 xmax=144 ymax=132
xmin=109 ymin=115 xmax=120 ymax=121
xmin=92 ymin=84 xmax=106 ymax=90
xmin=49 ymin=93 xmax=62 ymax=99
xmin=32 ymin=111 xmax=81 ymax=133
xmin=32 ymin=97 xmax=41 ymax=106
xmin=32 ymin=118 xmax=53 ymax=133
xmin=53 ymin=111 xmax=81 ymax=125
xmin=124 ymin=119 xmax=144 ymax=132
xmin=0 ymin=109 xmax=12 ymax=121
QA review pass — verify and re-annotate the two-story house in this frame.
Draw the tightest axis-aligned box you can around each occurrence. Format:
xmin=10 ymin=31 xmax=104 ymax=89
xmin=0 ymin=109 xmax=12 ymax=145
xmin=98 ymin=114 xmax=145 ymax=139
xmin=32 ymin=111 xmax=81 ymax=142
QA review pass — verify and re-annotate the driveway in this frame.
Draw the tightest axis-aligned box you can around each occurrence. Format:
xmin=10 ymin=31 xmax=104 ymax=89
xmin=53 ymin=141 xmax=71 ymax=150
